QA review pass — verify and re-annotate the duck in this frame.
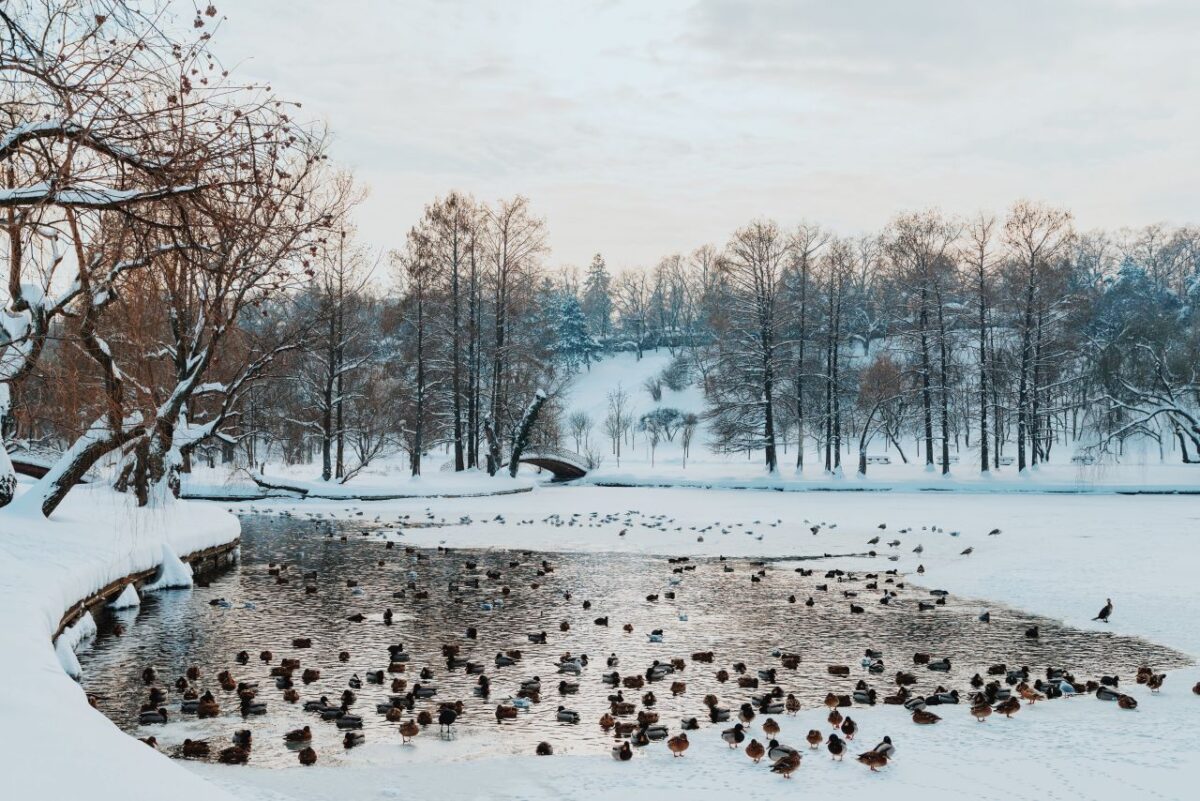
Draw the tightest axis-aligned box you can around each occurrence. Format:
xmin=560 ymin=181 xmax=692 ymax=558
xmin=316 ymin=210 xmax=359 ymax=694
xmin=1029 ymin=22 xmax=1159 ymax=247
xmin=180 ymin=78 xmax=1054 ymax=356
xmin=218 ymin=746 xmax=250 ymax=764
xmin=399 ymin=719 xmax=420 ymax=742
xmin=1096 ymin=685 xmax=1122 ymax=702
xmin=612 ymin=741 xmax=633 ymax=761
xmin=667 ymin=732 xmax=690 ymax=757
xmin=139 ymin=708 xmax=168 ymax=725
xmin=786 ymin=694 xmax=801 ymax=715
xmin=841 ymin=716 xmax=857 ymax=740
xmin=762 ymin=717 xmax=781 ymax=738
xmin=872 ymin=736 xmax=895 ymax=758
xmin=536 ymin=741 xmax=553 ymax=756
xmin=556 ymin=706 xmax=580 ymax=724
xmin=827 ymin=709 xmax=843 ymax=729
xmin=296 ymin=746 xmax=316 ymax=766
xmin=343 ymin=731 xmax=365 ymax=749
xmin=971 ymin=701 xmax=992 ymax=722
xmin=722 ymin=723 xmax=746 ymax=748
xmin=857 ymin=751 xmax=888 ymax=771
xmin=771 ymin=751 xmax=802 ymax=778
xmin=912 ymin=709 xmax=941 ymax=724
xmin=181 ymin=739 xmax=209 ymax=758
xmin=745 ymin=738 xmax=766 ymax=763
xmin=756 ymin=737 xmax=790 ymax=762
xmin=994 ymin=697 xmax=1021 ymax=717
xmin=284 ymin=726 xmax=312 ymax=743
xmin=1118 ymin=694 xmax=1138 ymax=710
xmin=495 ymin=704 xmax=518 ymax=722
xmin=826 ymin=733 xmax=846 ymax=760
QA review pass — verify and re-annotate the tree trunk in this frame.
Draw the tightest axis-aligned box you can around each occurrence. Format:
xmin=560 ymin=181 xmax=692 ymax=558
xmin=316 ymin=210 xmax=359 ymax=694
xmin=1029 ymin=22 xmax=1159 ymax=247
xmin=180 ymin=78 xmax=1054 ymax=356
xmin=508 ymin=390 xmax=548 ymax=478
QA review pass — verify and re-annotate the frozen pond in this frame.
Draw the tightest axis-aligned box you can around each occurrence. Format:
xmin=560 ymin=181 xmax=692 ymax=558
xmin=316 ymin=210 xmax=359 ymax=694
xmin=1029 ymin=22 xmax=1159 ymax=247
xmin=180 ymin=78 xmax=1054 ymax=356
xmin=78 ymin=513 xmax=1190 ymax=768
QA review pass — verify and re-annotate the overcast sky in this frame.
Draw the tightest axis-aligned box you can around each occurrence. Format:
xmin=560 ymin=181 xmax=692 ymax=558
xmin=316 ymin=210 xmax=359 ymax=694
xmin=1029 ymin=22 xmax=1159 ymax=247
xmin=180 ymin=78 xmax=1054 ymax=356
xmin=217 ymin=0 xmax=1200 ymax=269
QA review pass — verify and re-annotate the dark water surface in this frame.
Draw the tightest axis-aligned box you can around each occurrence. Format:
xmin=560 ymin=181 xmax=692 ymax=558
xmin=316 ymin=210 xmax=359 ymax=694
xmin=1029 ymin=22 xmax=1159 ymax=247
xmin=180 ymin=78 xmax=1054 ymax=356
xmin=77 ymin=515 xmax=1189 ymax=767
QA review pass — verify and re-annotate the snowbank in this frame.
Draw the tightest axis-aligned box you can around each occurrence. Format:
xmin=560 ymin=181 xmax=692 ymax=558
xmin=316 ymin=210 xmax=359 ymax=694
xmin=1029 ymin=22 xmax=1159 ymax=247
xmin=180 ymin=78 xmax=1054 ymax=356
xmin=0 ymin=482 xmax=241 ymax=801
xmin=182 ymin=464 xmax=535 ymax=501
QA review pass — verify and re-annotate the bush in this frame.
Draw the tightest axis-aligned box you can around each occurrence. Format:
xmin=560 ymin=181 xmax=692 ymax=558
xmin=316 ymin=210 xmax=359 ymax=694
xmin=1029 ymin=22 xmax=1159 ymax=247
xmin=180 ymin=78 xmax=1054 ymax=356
xmin=659 ymin=354 xmax=692 ymax=392
xmin=643 ymin=376 xmax=663 ymax=402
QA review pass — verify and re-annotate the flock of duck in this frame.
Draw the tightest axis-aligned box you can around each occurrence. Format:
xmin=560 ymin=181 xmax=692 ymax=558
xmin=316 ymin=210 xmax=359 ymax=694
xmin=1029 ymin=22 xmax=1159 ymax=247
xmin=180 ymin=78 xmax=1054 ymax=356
xmin=119 ymin=507 xmax=1195 ymax=779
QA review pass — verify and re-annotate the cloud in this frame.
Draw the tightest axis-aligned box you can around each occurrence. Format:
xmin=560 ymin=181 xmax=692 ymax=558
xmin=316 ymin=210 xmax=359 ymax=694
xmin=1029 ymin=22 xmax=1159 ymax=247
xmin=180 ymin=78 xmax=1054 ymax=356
xmin=212 ymin=0 xmax=1200 ymax=268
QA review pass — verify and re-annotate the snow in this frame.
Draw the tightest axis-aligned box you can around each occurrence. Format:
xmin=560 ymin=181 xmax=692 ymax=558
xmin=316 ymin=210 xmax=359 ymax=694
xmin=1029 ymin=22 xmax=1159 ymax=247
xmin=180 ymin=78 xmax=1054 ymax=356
xmin=182 ymin=464 xmax=534 ymax=501
xmin=108 ymin=583 xmax=140 ymax=610
xmin=4 ymin=434 xmax=1198 ymax=800
xmin=141 ymin=542 xmax=194 ymax=591
xmin=0 ymin=481 xmax=241 ymax=801
xmin=54 ymin=611 xmax=96 ymax=679
xmin=177 ymin=484 xmax=1198 ymax=801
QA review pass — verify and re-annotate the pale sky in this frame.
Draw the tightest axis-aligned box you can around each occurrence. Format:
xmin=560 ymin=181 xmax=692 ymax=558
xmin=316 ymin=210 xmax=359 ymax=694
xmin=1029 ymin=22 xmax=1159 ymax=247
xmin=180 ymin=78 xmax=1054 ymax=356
xmin=218 ymin=0 xmax=1200 ymax=269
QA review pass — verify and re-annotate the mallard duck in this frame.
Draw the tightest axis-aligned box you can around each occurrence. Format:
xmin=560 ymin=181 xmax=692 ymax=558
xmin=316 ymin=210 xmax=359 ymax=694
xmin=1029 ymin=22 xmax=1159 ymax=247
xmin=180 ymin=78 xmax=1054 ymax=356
xmin=139 ymin=707 xmax=168 ymax=725
xmin=139 ymin=736 xmax=157 ymax=749
xmin=762 ymin=717 xmax=780 ymax=738
xmin=912 ymin=709 xmax=941 ymax=724
xmin=785 ymin=694 xmax=801 ymax=715
xmin=872 ymin=736 xmax=895 ymax=758
xmin=826 ymin=733 xmax=845 ymax=760
xmin=827 ymin=709 xmax=843 ymax=729
xmin=181 ymin=739 xmax=209 ymax=758
xmin=841 ymin=716 xmax=857 ymax=740
xmin=722 ymin=723 xmax=746 ymax=748
xmin=495 ymin=704 xmax=518 ymax=722
xmin=556 ymin=706 xmax=580 ymax=724
xmin=284 ymin=726 xmax=312 ymax=743
xmin=343 ymin=731 xmax=365 ymax=749
xmin=197 ymin=692 xmax=220 ymax=719
xmin=667 ymin=732 xmax=689 ymax=757
xmin=971 ymin=701 xmax=992 ymax=722
xmin=858 ymin=751 xmax=888 ymax=771
xmin=218 ymin=745 xmax=249 ymax=764
xmin=399 ymin=719 xmax=420 ymax=742
xmin=746 ymin=738 xmax=766 ymax=763
xmin=771 ymin=751 xmax=801 ymax=778
xmin=1118 ymin=694 xmax=1138 ymax=709
xmin=298 ymin=746 xmax=316 ymax=766
xmin=752 ymin=735 xmax=786 ymax=760
xmin=994 ymin=697 xmax=1020 ymax=717
xmin=1147 ymin=674 xmax=1166 ymax=693
xmin=612 ymin=741 xmax=633 ymax=761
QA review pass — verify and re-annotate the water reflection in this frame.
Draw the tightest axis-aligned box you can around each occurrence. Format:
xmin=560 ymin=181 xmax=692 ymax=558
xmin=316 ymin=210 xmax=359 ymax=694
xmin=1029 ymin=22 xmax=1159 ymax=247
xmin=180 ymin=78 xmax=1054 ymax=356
xmin=78 ymin=515 xmax=1189 ymax=768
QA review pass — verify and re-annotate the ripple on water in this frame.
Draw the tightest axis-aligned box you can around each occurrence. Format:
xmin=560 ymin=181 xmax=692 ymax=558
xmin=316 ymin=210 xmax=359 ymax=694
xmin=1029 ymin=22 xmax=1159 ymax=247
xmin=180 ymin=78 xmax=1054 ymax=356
xmin=78 ymin=516 xmax=1190 ymax=768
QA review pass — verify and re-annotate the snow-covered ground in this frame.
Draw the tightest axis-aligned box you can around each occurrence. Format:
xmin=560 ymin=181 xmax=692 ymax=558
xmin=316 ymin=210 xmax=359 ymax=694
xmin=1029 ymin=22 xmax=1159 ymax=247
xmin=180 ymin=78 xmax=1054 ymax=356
xmin=0 ymin=482 xmax=242 ymax=801
xmin=5 ymin=472 xmax=1198 ymax=800
xmin=182 ymin=486 xmax=1198 ymax=801
xmin=182 ymin=464 xmax=533 ymax=500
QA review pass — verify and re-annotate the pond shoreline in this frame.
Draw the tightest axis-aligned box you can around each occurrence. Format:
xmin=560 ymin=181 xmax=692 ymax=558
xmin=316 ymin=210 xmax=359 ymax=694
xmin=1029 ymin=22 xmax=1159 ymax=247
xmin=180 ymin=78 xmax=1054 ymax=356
xmin=0 ymin=484 xmax=243 ymax=801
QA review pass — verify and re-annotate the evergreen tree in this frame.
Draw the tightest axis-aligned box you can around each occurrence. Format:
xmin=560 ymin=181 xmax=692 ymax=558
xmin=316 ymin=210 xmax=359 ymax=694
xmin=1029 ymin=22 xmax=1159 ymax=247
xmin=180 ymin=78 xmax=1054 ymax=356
xmin=557 ymin=293 xmax=596 ymax=372
xmin=582 ymin=253 xmax=613 ymax=345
